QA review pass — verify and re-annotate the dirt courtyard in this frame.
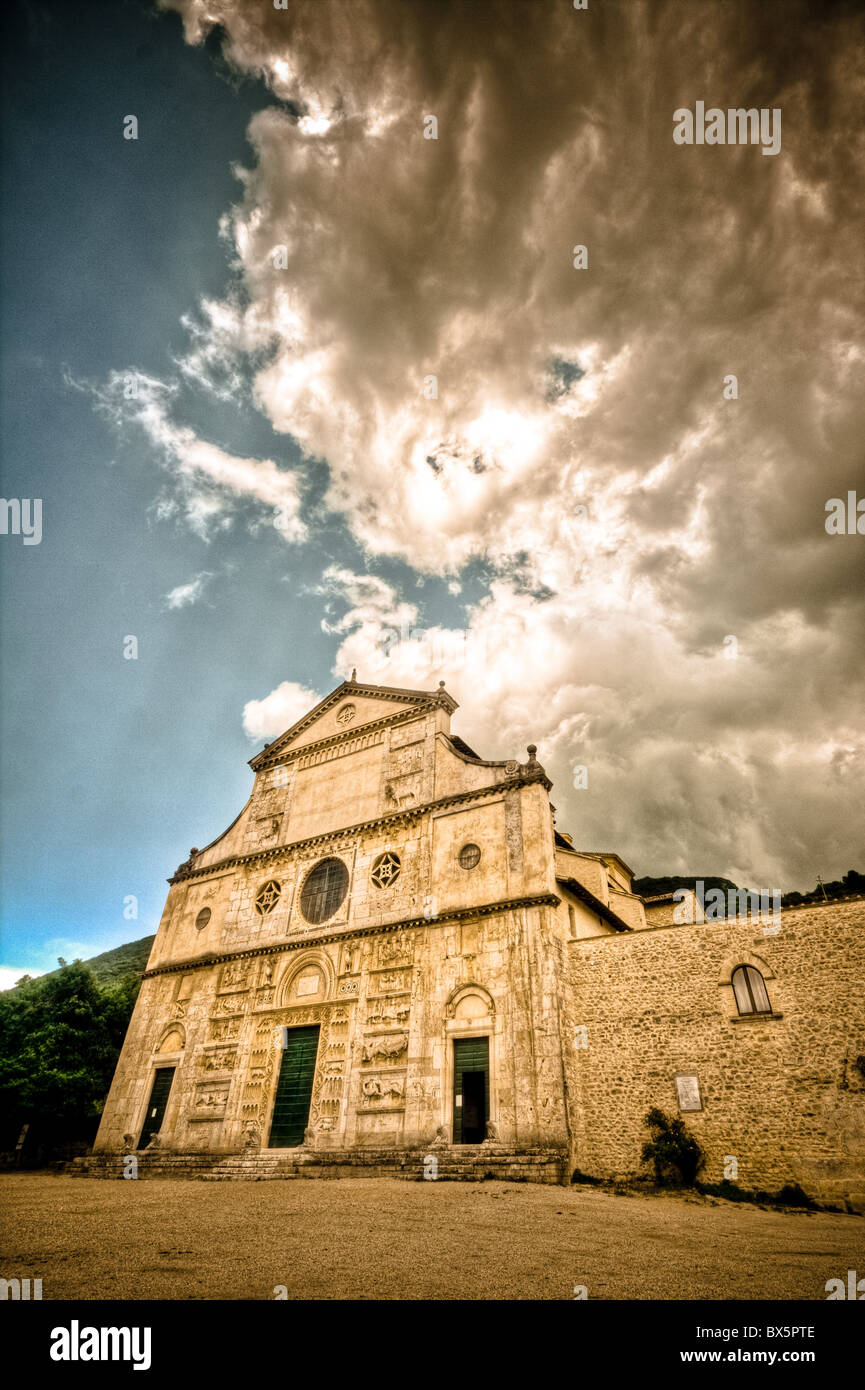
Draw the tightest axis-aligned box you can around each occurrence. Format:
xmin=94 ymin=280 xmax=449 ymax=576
xmin=2 ymin=1173 xmax=862 ymax=1301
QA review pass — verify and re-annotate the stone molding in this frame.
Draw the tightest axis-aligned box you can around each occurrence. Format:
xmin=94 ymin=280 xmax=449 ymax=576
xmin=170 ymin=773 xmax=551 ymax=884
xmin=140 ymin=893 xmax=559 ymax=982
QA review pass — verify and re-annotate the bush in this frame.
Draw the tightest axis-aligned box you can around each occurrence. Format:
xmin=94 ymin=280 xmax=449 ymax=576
xmin=641 ymin=1107 xmax=705 ymax=1187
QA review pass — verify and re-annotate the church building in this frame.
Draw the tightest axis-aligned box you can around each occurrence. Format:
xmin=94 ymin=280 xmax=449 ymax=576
xmin=92 ymin=678 xmax=865 ymax=1208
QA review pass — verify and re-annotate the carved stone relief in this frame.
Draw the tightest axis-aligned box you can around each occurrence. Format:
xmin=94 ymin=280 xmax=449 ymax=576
xmin=190 ymin=1082 xmax=230 ymax=1120
xmin=361 ymin=1032 xmax=408 ymax=1064
xmin=377 ymin=932 xmax=414 ymax=968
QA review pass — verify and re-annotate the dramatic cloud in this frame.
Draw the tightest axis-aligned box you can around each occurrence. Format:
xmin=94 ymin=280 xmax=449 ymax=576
xmin=88 ymin=370 xmax=307 ymax=542
xmin=158 ymin=0 xmax=865 ymax=885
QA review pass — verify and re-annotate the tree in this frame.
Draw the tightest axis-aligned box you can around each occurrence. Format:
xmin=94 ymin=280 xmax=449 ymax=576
xmin=641 ymin=1107 xmax=705 ymax=1187
xmin=0 ymin=962 xmax=139 ymax=1155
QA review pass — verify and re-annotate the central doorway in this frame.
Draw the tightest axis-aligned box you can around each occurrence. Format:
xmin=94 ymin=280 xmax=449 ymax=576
xmin=452 ymin=1036 xmax=489 ymax=1143
xmin=268 ymin=1025 xmax=320 ymax=1148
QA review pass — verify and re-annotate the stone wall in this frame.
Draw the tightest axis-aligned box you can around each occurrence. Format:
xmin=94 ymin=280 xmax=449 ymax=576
xmin=560 ymin=899 xmax=865 ymax=1208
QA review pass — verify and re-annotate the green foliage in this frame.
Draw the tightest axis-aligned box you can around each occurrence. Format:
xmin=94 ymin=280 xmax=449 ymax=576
xmin=0 ymin=962 xmax=140 ymax=1153
xmin=641 ymin=1107 xmax=705 ymax=1187
xmin=8 ymin=934 xmax=155 ymax=993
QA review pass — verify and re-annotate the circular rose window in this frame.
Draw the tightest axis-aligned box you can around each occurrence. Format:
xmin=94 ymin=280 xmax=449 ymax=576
xmin=300 ymin=857 xmax=349 ymax=924
xmin=195 ymin=907 xmax=212 ymax=930
xmin=458 ymin=843 xmax=481 ymax=870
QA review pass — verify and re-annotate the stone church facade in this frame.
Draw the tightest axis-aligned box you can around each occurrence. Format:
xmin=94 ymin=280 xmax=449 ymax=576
xmin=92 ymin=679 xmax=865 ymax=1207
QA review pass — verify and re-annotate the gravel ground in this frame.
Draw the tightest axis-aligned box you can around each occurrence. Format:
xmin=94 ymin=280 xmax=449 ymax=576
xmin=2 ymin=1174 xmax=862 ymax=1301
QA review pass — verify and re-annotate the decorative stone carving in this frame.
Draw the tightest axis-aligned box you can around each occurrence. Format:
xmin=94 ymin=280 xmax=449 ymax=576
xmin=213 ymin=994 xmax=247 ymax=1017
xmin=361 ymin=1076 xmax=405 ymax=1104
xmin=367 ymin=997 xmax=410 ymax=1027
xmin=377 ymin=932 xmax=413 ymax=967
xmin=173 ymin=848 xmax=200 ymax=881
xmin=200 ymin=1047 xmax=237 ymax=1072
xmin=193 ymin=1083 xmax=229 ymax=1115
xmin=362 ymin=1032 xmax=408 ymax=1064
xmin=220 ymin=959 xmax=253 ymax=991
xmin=409 ymin=1078 xmax=439 ymax=1102
xmin=209 ymin=1017 xmax=241 ymax=1042
xmin=341 ymin=942 xmax=361 ymax=974
xmin=375 ymin=969 xmax=410 ymax=993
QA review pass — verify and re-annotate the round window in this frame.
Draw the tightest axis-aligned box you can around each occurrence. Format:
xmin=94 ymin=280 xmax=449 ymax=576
xmin=336 ymin=704 xmax=356 ymax=726
xmin=254 ymin=880 xmax=282 ymax=916
xmin=371 ymin=851 xmax=401 ymax=889
xmin=458 ymin=843 xmax=481 ymax=870
xmin=195 ymin=907 xmax=212 ymax=930
xmin=300 ymin=857 xmax=349 ymax=924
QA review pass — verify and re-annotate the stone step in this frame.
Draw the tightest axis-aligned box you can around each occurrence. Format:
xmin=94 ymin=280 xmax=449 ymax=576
xmin=67 ymin=1147 xmax=569 ymax=1184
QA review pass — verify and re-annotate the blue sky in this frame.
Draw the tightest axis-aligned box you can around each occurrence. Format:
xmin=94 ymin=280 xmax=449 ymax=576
xmin=2 ymin=0 xmax=863 ymax=982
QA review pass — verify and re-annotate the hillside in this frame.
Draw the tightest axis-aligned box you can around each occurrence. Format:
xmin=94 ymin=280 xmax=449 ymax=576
xmin=7 ymin=934 xmax=155 ymax=992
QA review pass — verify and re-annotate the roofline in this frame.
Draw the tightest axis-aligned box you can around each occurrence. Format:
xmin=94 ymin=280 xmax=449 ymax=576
xmin=579 ymin=851 xmax=637 ymax=881
xmin=556 ymin=876 xmax=632 ymax=933
xmin=249 ymin=679 xmax=458 ymax=770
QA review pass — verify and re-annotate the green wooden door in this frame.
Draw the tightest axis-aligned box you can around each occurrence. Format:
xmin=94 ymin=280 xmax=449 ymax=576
xmin=138 ymin=1067 xmax=175 ymax=1149
xmin=453 ymin=1036 xmax=489 ymax=1143
xmin=268 ymin=1025 xmax=320 ymax=1148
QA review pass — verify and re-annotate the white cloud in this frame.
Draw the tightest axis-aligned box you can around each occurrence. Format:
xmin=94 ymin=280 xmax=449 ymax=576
xmin=0 ymin=967 xmax=44 ymax=991
xmin=242 ymin=679 xmax=323 ymax=741
xmin=91 ymin=371 xmax=307 ymax=543
xmin=164 ymin=572 xmax=213 ymax=609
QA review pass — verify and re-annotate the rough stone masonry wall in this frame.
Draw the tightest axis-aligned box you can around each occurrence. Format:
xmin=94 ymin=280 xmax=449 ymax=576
xmin=561 ymin=899 xmax=865 ymax=1208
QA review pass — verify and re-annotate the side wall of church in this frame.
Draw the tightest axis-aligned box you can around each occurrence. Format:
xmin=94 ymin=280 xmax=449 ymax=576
xmin=559 ymin=899 xmax=865 ymax=1206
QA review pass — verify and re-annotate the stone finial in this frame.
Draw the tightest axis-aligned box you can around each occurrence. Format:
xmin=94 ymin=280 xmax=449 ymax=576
xmin=439 ymin=679 xmax=446 ymax=688
xmin=527 ymin=745 xmax=537 ymax=762
xmin=351 ymin=668 xmax=357 ymax=682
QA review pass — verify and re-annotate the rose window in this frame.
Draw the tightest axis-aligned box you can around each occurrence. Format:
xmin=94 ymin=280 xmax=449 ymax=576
xmin=371 ymin=852 xmax=401 ymax=889
xmin=300 ymin=857 xmax=350 ymax=924
xmin=254 ymin=880 xmax=282 ymax=915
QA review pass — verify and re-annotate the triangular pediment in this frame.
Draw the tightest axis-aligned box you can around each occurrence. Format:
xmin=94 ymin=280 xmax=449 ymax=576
xmin=249 ymin=680 xmax=458 ymax=768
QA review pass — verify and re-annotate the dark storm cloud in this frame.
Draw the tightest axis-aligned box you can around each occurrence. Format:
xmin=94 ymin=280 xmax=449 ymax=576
xmin=156 ymin=0 xmax=865 ymax=886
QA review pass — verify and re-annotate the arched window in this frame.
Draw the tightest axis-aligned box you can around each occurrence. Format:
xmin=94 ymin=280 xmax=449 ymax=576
xmin=731 ymin=964 xmax=772 ymax=1016
xmin=300 ymin=857 xmax=349 ymax=924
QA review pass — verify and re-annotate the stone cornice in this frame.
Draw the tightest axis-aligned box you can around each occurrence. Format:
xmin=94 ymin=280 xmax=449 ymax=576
xmin=141 ymin=892 xmax=561 ymax=980
xmin=249 ymin=681 xmax=458 ymax=771
xmin=170 ymin=771 xmax=551 ymax=885
xmin=251 ymin=705 xmax=425 ymax=772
